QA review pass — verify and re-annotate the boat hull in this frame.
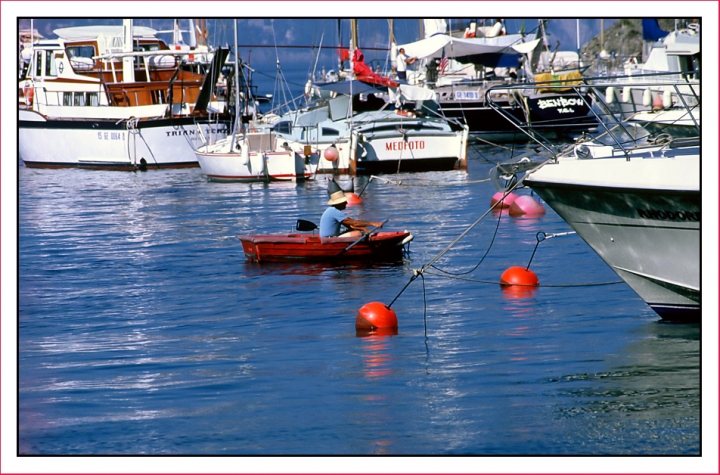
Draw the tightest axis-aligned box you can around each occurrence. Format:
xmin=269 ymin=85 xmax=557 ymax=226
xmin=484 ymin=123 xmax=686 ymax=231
xmin=196 ymin=150 xmax=313 ymax=182
xmin=351 ymin=129 xmax=468 ymax=175
xmin=526 ymin=158 xmax=700 ymax=322
xmin=238 ymin=231 xmax=412 ymax=262
xmin=19 ymin=110 xmax=230 ymax=170
xmin=438 ymin=92 xmax=596 ymax=139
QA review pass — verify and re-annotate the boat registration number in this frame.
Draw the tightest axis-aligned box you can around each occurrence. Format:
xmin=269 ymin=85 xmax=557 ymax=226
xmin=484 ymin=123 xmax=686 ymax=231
xmin=98 ymin=132 xmax=126 ymax=141
xmin=455 ymin=90 xmax=480 ymax=100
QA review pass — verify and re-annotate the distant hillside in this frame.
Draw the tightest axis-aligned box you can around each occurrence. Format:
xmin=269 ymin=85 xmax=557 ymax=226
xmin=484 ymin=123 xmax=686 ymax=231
xmin=581 ymin=19 xmax=693 ymax=61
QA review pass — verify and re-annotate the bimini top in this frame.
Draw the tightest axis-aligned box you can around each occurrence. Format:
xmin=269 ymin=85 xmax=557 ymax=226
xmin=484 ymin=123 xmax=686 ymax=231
xmin=398 ymin=33 xmax=540 ymax=60
xmin=53 ymin=25 xmax=159 ymax=41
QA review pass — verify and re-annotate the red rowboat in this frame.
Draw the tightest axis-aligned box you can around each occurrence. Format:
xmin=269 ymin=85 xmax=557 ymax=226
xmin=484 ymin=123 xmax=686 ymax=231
xmin=238 ymin=231 xmax=413 ymax=263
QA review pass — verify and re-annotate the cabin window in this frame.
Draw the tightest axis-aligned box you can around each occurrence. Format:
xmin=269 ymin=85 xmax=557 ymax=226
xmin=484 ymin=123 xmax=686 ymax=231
xmin=134 ymin=43 xmax=160 ymax=67
xmin=273 ymin=121 xmax=292 ymax=135
xmin=35 ymin=52 xmax=42 ymax=76
xmin=87 ymin=92 xmax=99 ymax=106
xmin=43 ymin=51 xmax=58 ymax=77
xmin=67 ymin=46 xmax=96 ymax=71
xmin=151 ymin=89 xmax=165 ymax=104
xmin=62 ymin=93 xmax=72 ymax=106
xmin=321 ymin=128 xmax=339 ymax=137
xmin=74 ymin=93 xmax=86 ymax=106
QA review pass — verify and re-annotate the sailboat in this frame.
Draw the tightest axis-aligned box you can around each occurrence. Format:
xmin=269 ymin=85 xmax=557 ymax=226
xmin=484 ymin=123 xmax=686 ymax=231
xmin=397 ymin=19 xmax=597 ymax=141
xmin=194 ymin=20 xmax=315 ymax=182
xmin=272 ymin=19 xmax=469 ymax=176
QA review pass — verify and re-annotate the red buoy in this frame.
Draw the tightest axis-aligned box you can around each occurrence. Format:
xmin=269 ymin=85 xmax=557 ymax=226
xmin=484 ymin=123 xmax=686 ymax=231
xmin=500 ymin=266 xmax=539 ymax=286
xmin=356 ymin=302 xmax=398 ymax=330
xmin=508 ymin=195 xmax=545 ymax=217
xmin=323 ymin=145 xmax=339 ymax=162
xmin=491 ymin=191 xmax=518 ymax=209
xmin=346 ymin=192 xmax=362 ymax=206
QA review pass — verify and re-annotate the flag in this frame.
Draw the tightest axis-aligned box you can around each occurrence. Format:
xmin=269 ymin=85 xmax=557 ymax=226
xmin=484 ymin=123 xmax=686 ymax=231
xmin=438 ymin=50 xmax=449 ymax=75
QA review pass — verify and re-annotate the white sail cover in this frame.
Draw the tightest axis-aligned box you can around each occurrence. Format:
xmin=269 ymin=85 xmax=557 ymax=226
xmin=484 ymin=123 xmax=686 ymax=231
xmin=387 ymin=84 xmax=438 ymax=109
xmin=423 ymin=19 xmax=447 ymax=38
xmin=398 ymin=34 xmax=538 ymax=60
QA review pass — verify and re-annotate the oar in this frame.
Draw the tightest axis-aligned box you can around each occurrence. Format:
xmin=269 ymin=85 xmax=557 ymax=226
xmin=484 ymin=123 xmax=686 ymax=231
xmin=337 ymin=219 xmax=389 ymax=256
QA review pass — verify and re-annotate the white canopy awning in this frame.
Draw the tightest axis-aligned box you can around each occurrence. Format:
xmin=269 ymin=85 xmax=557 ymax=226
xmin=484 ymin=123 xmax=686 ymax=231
xmin=398 ymin=34 xmax=539 ymax=60
xmin=54 ymin=25 xmax=159 ymax=41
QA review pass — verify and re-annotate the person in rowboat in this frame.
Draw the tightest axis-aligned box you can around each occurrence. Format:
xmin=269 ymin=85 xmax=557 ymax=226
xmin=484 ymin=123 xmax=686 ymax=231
xmin=320 ymin=189 xmax=383 ymax=238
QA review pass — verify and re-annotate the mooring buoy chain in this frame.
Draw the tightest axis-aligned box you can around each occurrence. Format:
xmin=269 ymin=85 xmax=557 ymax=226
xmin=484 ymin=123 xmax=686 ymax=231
xmin=386 ymin=176 xmax=528 ymax=313
xmin=526 ymin=230 xmax=579 ymax=270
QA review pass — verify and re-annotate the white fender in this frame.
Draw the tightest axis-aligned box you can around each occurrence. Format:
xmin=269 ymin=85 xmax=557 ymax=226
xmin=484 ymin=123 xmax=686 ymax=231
xmin=605 ymin=87 xmax=615 ymax=104
xmin=663 ymin=89 xmax=673 ymax=109
xmin=642 ymin=89 xmax=652 ymax=107
xmin=241 ymin=141 xmax=249 ymax=166
xmin=621 ymin=87 xmax=631 ymax=103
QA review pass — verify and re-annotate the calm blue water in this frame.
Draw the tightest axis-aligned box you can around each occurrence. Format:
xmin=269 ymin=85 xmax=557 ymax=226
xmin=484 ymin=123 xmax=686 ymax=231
xmin=18 ymin=146 xmax=700 ymax=456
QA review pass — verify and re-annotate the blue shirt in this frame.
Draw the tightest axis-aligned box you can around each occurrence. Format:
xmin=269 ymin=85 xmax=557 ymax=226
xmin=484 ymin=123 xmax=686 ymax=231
xmin=320 ymin=206 xmax=347 ymax=237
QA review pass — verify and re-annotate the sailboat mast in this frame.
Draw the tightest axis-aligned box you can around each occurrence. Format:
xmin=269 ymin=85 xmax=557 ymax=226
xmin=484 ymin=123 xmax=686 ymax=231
xmin=350 ymin=19 xmax=358 ymax=79
xmin=351 ymin=19 xmax=358 ymax=54
xmin=229 ymin=19 xmax=242 ymax=152
xmin=389 ymin=19 xmax=396 ymax=74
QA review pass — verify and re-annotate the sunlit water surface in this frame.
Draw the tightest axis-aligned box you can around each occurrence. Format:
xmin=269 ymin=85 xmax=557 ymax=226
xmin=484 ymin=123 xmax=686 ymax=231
xmin=18 ymin=146 xmax=699 ymax=456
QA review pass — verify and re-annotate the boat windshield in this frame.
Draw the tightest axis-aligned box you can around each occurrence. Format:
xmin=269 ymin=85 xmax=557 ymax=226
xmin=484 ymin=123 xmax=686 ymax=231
xmin=592 ymin=121 xmax=655 ymax=148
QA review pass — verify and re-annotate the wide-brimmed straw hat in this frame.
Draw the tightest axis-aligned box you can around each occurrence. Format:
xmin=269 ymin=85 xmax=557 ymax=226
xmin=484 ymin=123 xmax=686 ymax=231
xmin=327 ymin=190 xmax=348 ymax=206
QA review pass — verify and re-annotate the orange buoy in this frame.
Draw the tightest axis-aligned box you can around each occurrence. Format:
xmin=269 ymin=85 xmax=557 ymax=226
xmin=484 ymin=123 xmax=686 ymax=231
xmin=346 ymin=192 xmax=362 ymax=206
xmin=500 ymin=266 xmax=539 ymax=286
xmin=356 ymin=302 xmax=398 ymax=330
xmin=323 ymin=145 xmax=339 ymax=162
xmin=491 ymin=191 xmax=518 ymax=209
xmin=508 ymin=195 xmax=545 ymax=217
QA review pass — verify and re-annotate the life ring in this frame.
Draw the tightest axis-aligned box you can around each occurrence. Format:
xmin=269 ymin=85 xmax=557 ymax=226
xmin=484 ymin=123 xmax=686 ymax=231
xmin=397 ymin=110 xmax=415 ymax=118
xmin=23 ymin=86 xmax=33 ymax=106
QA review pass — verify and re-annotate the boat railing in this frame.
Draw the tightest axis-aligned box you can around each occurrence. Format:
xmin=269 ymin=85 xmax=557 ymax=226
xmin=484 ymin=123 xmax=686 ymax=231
xmin=486 ymin=77 xmax=700 ymax=162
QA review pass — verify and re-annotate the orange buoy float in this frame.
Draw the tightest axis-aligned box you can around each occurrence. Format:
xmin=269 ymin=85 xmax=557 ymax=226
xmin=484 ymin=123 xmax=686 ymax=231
xmin=323 ymin=144 xmax=339 ymax=162
xmin=356 ymin=302 xmax=398 ymax=331
xmin=491 ymin=191 xmax=518 ymax=209
xmin=508 ymin=195 xmax=545 ymax=217
xmin=500 ymin=266 xmax=539 ymax=286
xmin=346 ymin=192 xmax=362 ymax=206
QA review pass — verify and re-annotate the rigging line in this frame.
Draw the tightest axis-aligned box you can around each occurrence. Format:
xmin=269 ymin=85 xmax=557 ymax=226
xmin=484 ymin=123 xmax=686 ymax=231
xmin=421 ymin=272 xmax=427 ymax=337
xmin=385 ymin=175 xmax=531 ymax=309
xmin=381 ymin=178 xmax=492 ymax=187
xmin=430 ymin=200 xmax=505 ymax=276
xmin=420 ymin=176 xmax=527 ymax=272
xmin=270 ymin=20 xmax=293 ymax=112
xmin=468 ymin=135 xmax=514 ymax=151
xmin=421 ymin=270 xmax=624 ymax=287
xmin=311 ymin=31 xmax=325 ymax=79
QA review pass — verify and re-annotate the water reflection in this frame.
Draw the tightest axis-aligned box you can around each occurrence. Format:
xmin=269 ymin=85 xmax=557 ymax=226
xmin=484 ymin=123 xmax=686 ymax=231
xmin=500 ymin=283 xmax=538 ymax=300
xmin=357 ymin=331 xmax=397 ymax=379
xmin=19 ymin=146 xmax=699 ymax=455
xmin=548 ymin=321 xmax=700 ymax=454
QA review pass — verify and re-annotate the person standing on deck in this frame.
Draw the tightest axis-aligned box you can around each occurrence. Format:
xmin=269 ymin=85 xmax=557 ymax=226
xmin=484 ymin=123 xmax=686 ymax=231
xmin=396 ymin=48 xmax=417 ymax=81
